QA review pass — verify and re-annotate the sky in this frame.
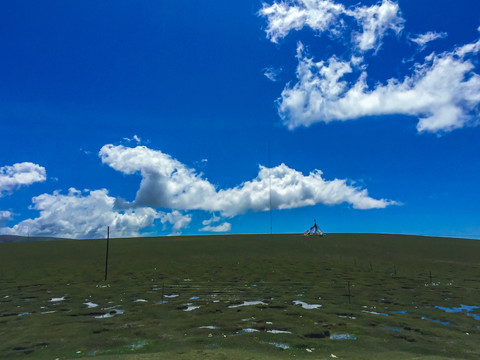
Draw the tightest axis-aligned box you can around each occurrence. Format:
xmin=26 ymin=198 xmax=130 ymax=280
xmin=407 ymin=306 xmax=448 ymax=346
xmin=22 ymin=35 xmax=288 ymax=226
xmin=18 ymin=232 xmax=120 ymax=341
xmin=1 ymin=0 xmax=480 ymax=239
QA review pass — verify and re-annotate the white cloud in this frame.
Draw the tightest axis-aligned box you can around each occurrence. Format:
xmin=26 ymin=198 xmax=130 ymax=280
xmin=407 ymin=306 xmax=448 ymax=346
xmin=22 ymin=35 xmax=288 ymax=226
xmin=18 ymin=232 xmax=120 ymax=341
xmin=202 ymin=214 xmax=222 ymax=226
xmin=278 ymin=39 xmax=480 ymax=132
xmin=259 ymin=0 xmax=403 ymax=52
xmin=264 ymin=66 xmax=283 ymax=82
xmin=0 ymin=210 xmax=12 ymax=226
xmin=0 ymin=162 xmax=46 ymax=197
xmin=455 ymin=38 xmax=480 ymax=58
xmin=259 ymin=0 xmax=345 ymax=44
xmin=199 ymin=222 xmax=232 ymax=233
xmin=348 ymin=0 xmax=404 ymax=52
xmin=99 ymin=144 xmax=218 ymax=209
xmin=123 ymin=135 xmax=142 ymax=144
xmin=200 ymin=214 xmax=231 ymax=232
xmin=99 ymin=144 xmax=396 ymax=217
xmin=410 ymin=31 xmax=447 ymax=48
xmin=214 ymin=164 xmax=396 ymax=215
xmin=193 ymin=158 xmax=208 ymax=169
xmin=160 ymin=210 xmax=192 ymax=231
xmin=0 ymin=188 xmax=185 ymax=238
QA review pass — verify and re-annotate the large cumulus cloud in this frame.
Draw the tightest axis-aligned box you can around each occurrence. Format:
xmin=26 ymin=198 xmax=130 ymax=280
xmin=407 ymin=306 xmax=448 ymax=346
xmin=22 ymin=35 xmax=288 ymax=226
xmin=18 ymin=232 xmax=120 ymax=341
xmin=260 ymin=0 xmax=480 ymax=133
xmin=100 ymin=144 xmax=396 ymax=218
xmin=0 ymin=188 xmax=190 ymax=239
xmin=278 ymin=39 xmax=480 ymax=132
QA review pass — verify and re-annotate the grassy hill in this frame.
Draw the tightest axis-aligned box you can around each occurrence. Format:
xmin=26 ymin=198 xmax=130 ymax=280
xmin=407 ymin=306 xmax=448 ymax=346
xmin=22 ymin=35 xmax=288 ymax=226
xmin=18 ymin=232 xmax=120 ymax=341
xmin=1 ymin=233 xmax=479 ymax=359
xmin=0 ymin=235 xmax=70 ymax=244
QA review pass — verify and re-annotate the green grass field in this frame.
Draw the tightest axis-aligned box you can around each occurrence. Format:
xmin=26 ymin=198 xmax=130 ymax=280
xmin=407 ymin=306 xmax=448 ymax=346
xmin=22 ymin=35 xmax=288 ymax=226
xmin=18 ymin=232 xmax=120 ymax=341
xmin=1 ymin=233 xmax=480 ymax=359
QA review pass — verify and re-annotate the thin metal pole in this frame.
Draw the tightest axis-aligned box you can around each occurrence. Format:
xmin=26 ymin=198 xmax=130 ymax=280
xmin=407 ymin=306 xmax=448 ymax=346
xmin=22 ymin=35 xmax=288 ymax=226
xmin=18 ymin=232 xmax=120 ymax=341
xmin=268 ymin=144 xmax=272 ymax=234
xmin=104 ymin=226 xmax=110 ymax=281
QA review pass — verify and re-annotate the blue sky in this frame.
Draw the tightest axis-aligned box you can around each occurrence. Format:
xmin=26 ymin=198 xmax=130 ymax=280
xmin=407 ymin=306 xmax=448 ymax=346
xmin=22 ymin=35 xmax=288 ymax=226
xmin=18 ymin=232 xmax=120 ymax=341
xmin=1 ymin=0 xmax=480 ymax=239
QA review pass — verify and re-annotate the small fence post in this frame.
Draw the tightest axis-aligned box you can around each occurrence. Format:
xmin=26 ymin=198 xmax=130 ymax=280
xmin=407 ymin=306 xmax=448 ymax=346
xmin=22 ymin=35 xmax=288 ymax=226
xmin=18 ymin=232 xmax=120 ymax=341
xmin=347 ymin=281 xmax=351 ymax=304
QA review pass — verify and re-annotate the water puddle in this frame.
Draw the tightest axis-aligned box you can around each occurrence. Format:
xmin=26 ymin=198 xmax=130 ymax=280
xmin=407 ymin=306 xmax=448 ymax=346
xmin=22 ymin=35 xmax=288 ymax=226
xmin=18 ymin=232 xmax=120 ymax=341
xmin=128 ymin=340 xmax=149 ymax=351
xmin=134 ymin=299 xmax=148 ymax=303
xmin=293 ymin=300 xmax=321 ymax=309
xmin=435 ymin=304 xmax=480 ymax=321
xmin=234 ymin=328 xmax=260 ymax=335
xmin=330 ymin=334 xmax=356 ymax=340
xmin=199 ymin=326 xmax=220 ymax=329
xmin=18 ymin=312 xmax=30 ymax=317
xmin=40 ymin=310 xmax=56 ymax=314
xmin=468 ymin=313 xmax=480 ymax=321
xmin=84 ymin=302 xmax=98 ymax=308
xmin=362 ymin=310 xmax=389 ymax=316
xmin=265 ymin=342 xmax=290 ymax=349
xmin=95 ymin=309 xmax=124 ymax=319
xmin=50 ymin=296 xmax=66 ymax=302
xmin=190 ymin=296 xmax=199 ymax=300
xmin=338 ymin=315 xmax=356 ymax=319
xmin=422 ymin=316 xmax=449 ymax=325
xmin=267 ymin=330 xmax=292 ymax=334
xmin=390 ymin=311 xmax=407 ymax=314
xmin=184 ymin=304 xmax=200 ymax=312
xmin=436 ymin=304 xmax=479 ymax=313
xmin=228 ymin=301 xmax=267 ymax=308
xmin=157 ymin=300 xmax=168 ymax=304
xmin=382 ymin=326 xmax=402 ymax=332
xmin=164 ymin=294 xmax=179 ymax=298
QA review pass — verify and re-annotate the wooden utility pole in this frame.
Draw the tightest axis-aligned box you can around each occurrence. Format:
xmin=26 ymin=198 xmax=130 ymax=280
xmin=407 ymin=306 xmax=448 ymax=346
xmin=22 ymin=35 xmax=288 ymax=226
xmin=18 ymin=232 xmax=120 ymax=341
xmin=104 ymin=226 xmax=110 ymax=281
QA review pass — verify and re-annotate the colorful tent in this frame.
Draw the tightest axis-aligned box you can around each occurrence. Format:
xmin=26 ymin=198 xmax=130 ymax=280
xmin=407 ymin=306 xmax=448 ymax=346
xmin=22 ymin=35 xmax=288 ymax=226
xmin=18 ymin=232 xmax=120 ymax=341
xmin=304 ymin=220 xmax=326 ymax=236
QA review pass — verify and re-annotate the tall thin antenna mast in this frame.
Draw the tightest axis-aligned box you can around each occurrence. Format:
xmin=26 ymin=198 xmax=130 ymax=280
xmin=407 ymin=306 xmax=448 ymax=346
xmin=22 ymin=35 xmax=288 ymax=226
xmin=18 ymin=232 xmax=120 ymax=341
xmin=268 ymin=144 xmax=273 ymax=234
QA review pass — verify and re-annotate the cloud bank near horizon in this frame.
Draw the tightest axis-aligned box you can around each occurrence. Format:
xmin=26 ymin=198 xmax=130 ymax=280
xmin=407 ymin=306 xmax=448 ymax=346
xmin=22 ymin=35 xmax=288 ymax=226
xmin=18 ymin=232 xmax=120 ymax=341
xmin=0 ymin=144 xmax=396 ymax=238
xmin=0 ymin=188 xmax=191 ymax=239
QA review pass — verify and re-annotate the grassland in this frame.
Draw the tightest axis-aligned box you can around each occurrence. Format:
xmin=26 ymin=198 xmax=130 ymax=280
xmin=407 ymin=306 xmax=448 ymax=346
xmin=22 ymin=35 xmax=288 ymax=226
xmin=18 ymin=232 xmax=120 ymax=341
xmin=1 ymin=233 xmax=480 ymax=359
